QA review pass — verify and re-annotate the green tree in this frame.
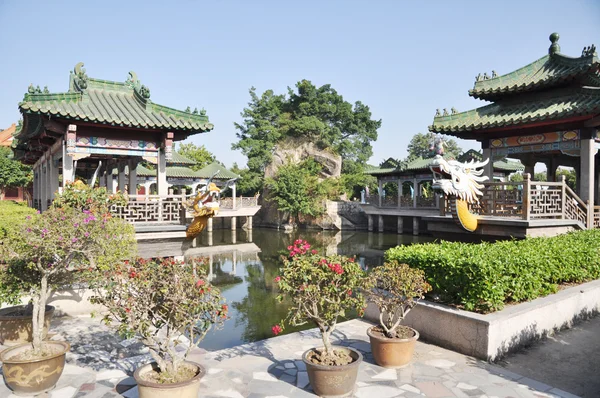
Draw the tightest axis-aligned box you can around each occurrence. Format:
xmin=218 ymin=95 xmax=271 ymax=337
xmin=0 ymin=147 xmax=31 ymax=197
xmin=265 ymin=159 xmax=339 ymax=224
xmin=176 ymin=142 xmax=216 ymax=171
xmin=406 ymin=133 xmax=462 ymax=161
xmin=233 ymin=81 xmax=381 ymax=196
xmin=556 ymin=167 xmax=576 ymax=190
xmin=231 ymin=163 xmax=262 ymax=196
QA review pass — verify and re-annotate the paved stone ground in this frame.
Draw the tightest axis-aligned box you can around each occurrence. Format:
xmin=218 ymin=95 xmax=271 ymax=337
xmin=0 ymin=317 xmax=578 ymax=398
xmin=497 ymin=316 xmax=600 ymax=398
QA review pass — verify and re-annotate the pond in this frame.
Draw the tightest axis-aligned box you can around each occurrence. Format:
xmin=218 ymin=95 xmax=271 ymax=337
xmin=137 ymin=228 xmax=434 ymax=351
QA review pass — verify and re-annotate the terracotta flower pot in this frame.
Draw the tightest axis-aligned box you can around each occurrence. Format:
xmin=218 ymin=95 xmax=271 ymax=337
xmin=133 ymin=361 xmax=205 ymax=398
xmin=0 ymin=305 xmax=55 ymax=346
xmin=302 ymin=346 xmax=362 ymax=398
xmin=367 ymin=325 xmax=419 ymax=368
xmin=0 ymin=340 xmax=70 ymax=396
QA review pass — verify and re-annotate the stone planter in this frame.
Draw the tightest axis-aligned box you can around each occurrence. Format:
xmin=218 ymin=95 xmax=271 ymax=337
xmin=367 ymin=325 xmax=419 ymax=368
xmin=0 ymin=305 xmax=55 ymax=346
xmin=133 ymin=361 xmax=205 ymax=398
xmin=302 ymin=346 xmax=362 ymax=398
xmin=0 ymin=340 xmax=69 ymax=396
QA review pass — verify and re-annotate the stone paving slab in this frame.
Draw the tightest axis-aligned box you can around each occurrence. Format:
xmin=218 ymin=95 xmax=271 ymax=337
xmin=0 ymin=317 xmax=578 ymax=397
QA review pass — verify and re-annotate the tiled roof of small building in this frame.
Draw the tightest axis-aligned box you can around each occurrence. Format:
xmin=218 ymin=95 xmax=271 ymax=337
xmin=469 ymin=53 xmax=599 ymax=101
xmin=430 ymin=87 xmax=600 ymax=137
xmin=19 ymin=63 xmax=214 ymax=134
xmin=0 ymin=123 xmax=16 ymax=147
xmin=429 ymin=34 xmax=600 ymax=138
xmin=195 ymin=162 xmax=240 ymax=180
xmin=169 ymin=152 xmax=197 ymax=166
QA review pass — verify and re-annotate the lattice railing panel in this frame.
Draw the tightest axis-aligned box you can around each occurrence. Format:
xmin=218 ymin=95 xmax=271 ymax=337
xmin=528 ymin=186 xmax=563 ymax=218
xmin=475 ymin=184 xmax=523 ymax=217
xmin=416 ymin=197 xmax=436 ymax=208
xmin=564 ymin=196 xmax=588 ymax=226
xmin=241 ymin=196 xmax=259 ymax=207
xmin=594 ymin=207 xmax=600 ymax=228
xmin=381 ymin=196 xmax=398 ymax=208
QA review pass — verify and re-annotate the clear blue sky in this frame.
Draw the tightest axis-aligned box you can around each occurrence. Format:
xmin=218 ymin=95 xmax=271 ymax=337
xmin=1 ymin=0 xmax=599 ymax=168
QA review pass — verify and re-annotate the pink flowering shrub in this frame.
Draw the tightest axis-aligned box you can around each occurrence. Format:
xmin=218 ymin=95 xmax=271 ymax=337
xmin=1 ymin=206 xmax=135 ymax=356
xmin=274 ymin=239 xmax=366 ymax=360
xmin=91 ymin=257 xmax=227 ymax=383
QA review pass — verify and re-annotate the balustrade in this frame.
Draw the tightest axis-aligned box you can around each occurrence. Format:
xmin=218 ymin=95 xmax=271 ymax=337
xmin=110 ymin=194 xmax=260 ymax=224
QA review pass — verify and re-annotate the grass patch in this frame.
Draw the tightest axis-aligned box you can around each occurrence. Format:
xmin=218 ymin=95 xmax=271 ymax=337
xmin=385 ymin=230 xmax=600 ymax=313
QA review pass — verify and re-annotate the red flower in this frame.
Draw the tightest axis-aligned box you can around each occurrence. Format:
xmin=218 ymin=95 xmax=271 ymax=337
xmin=274 ymin=276 xmax=281 ymax=282
xmin=125 ymin=308 xmax=131 ymax=313
xmin=271 ymin=324 xmax=282 ymax=335
xmin=311 ymin=249 xmax=318 ymax=255
xmin=128 ymin=271 xmax=137 ymax=278
xmin=196 ymin=279 xmax=205 ymax=287
xmin=347 ymin=289 xmax=352 ymax=296
xmin=222 ymin=304 xmax=228 ymax=312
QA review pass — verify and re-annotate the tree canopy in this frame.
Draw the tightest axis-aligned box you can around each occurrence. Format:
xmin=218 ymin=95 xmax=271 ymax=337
xmin=0 ymin=146 xmax=31 ymax=195
xmin=265 ymin=159 xmax=340 ymax=224
xmin=175 ymin=142 xmax=215 ymax=171
xmin=232 ymin=80 xmax=381 ymax=195
xmin=406 ymin=133 xmax=462 ymax=161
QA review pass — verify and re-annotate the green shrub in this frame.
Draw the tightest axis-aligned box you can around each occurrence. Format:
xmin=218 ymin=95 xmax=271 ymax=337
xmin=0 ymin=200 xmax=37 ymax=241
xmin=385 ymin=230 xmax=600 ymax=313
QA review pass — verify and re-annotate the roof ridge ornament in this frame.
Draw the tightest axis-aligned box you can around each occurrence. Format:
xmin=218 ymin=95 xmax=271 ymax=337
xmin=125 ymin=71 xmax=138 ymax=89
xmin=549 ymin=32 xmax=560 ymax=55
xmin=582 ymin=44 xmax=597 ymax=57
xmin=73 ymin=62 xmax=88 ymax=90
xmin=139 ymin=84 xmax=151 ymax=99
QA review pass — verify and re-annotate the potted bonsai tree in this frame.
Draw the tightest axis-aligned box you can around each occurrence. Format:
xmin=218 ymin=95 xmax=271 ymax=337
xmin=91 ymin=257 xmax=227 ymax=398
xmin=274 ymin=239 xmax=366 ymax=397
xmin=0 ymin=204 xmax=135 ymax=395
xmin=0 ymin=183 xmax=130 ymax=347
xmin=363 ymin=260 xmax=431 ymax=368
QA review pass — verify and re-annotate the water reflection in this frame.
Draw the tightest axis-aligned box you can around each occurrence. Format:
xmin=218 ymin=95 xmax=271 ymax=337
xmin=137 ymin=229 xmax=434 ymax=351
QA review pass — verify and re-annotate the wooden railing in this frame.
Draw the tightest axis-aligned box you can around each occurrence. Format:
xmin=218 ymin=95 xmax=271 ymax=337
xmin=110 ymin=194 xmax=260 ymax=224
xmin=363 ymin=194 xmax=438 ymax=209
xmin=441 ymin=174 xmax=593 ymax=229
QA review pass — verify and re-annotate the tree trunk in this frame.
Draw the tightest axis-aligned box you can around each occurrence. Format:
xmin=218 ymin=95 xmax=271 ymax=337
xmin=32 ymin=274 xmax=48 ymax=357
xmin=321 ymin=328 xmax=333 ymax=358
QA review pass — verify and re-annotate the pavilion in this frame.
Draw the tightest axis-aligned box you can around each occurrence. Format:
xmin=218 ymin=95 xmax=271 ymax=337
xmin=430 ymin=33 xmax=600 ymax=210
xmin=13 ymin=63 xmax=213 ymax=211
xmin=365 ymin=153 xmax=523 ymax=208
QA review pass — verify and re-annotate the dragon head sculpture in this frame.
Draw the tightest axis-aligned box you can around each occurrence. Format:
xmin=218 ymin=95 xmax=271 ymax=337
xmin=430 ymin=154 xmax=489 ymax=232
xmin=185 ymin=175 xmax=238 ymax=239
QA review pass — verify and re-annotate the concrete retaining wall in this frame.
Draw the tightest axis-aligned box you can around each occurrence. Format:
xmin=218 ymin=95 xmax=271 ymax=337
xmin=365 ymin=279 xmax=600 ymax=361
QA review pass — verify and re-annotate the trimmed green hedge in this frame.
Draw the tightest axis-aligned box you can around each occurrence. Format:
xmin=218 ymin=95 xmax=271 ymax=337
xmin=0 ymin=200 xmax=36 ymax=240
xmin=385 ymin=230 xmax=600 ymax=313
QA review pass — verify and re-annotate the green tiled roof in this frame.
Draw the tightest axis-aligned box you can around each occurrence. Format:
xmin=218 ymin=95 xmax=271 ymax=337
xmin=19 ymin=63 xmax=214 ymax=134
xmin=458 ymin=149 xmax=523 ymax=172
xmin=404 ymin=157 xmax=434 ymax=171
xmin=457 ymin=149 xmax=483 ymax=163
xmin=365 ymin=167 xmax=397 ymax=176
xmin=494 ymin=159 xmax=524 ymax=172
xmin=169 ymin=152 xmax=197 ymax=166
xmin=132 ymin=164 xmax=199 ymax=179
xmin=429 ymin=87 xmax=600 ymax=137
xmin=195 ymin=162 xmax=240 ymax=180
xmin=136 ymin=164 xmax=154 ymax=177
xmin=469 ymin=53 xmax=599 ymax=101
